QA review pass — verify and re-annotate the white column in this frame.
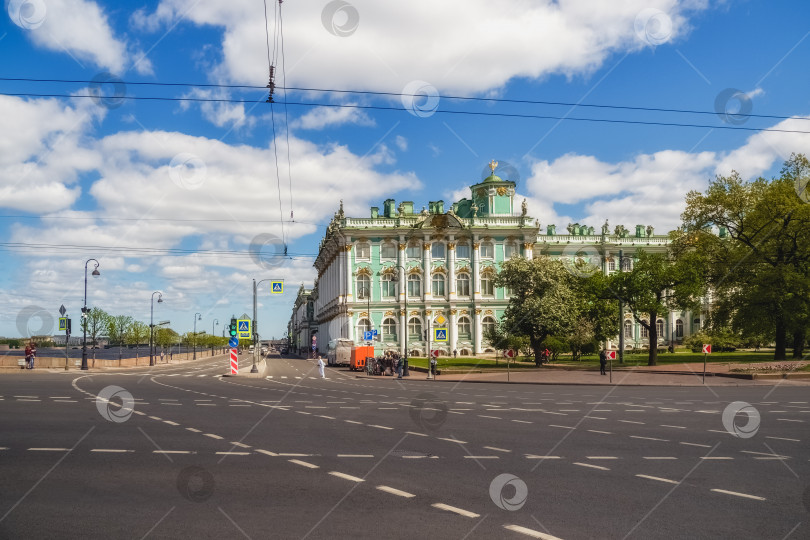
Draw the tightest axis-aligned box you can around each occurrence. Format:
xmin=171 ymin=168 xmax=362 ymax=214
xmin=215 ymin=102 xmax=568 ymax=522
xmin=449 ymin=310 xmax=457 ymax=354
xmin=448 ymin=240 xmax=456 ymax=297
xmin=423 ymin=240 xmax=431 ymax=302
xmin=345 ymin=244 xmax=353 ymax=300
xmin=474 ymin=309 xmax=482 ymax=354
xmin=523 ymin=240 xmax=534 ymax=260
xmin=400 ymin=309 xmax=407 ymax=356
xmin=472 ymin=238 xmax=481 ymax=300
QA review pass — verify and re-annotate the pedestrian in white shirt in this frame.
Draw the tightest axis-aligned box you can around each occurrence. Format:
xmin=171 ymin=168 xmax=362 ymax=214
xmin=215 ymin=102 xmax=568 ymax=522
xmin=317 ymin=356 xmax=326 ymax=378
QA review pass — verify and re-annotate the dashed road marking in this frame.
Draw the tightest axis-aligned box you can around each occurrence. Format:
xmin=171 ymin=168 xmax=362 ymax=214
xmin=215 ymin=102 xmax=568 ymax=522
xmin=376 ymin=485 xmax=415 ymax=498
xmin=464 ymin=456 xmax=499 ymax=459
xmin=711 ymin=489 xmax=765 ymax=501
xmin=28 ymin=448 xmax=68 ymax=451
xmin=338 ymin=454 xmax=373 ymax=458
xmin=255 ymin=449 xmax=278 ymax=457
xmin=329 ymin=471 xmax=364 ymax=483
xmin=185 ymin=428 xmax=201 ymax=433
xmin=766 ymin=436 xmax=800 ymax=442
xmin=574 ymin=462 xmax=609 ymax=471
xmin=643 ymin=457 xmax=677 ymax=460
xmin=369 ymin=424 xmax=393 ymax=430
xmin=216 ymin=452 xmax=250 ymax=456
xmin=636 ymin=474 xmax=679 ymax=484
xmin=503 ymin=524 xmax=563 ymax=539
xmin=204 ymin=434 xmax=223 ymax=440
xmin=587 ymin=430 xmax=612 ymax=435
xmin=630 ymin=436 xmax=668 ymax=442
xmin=431 ymin=503 xmax=479 ymax=518
xmin=484 ymin=446 xmax=511 ymax=453
xmin=525 ymin=455 xmax=562 ymax=459
xmin=680 ymin=442 xmax=711 ymax=448
xmin=289 ymin=459 xmax=319 ymax=469
xmin=154 ymin=450 xmax=191 ymax=454
xmin=437 ymin=437 xmax=467 ymax=444
xmin=91 ymin=449 xmax=133 ymax=453
xmin=619 ymin=420 xmax=645 ymax=425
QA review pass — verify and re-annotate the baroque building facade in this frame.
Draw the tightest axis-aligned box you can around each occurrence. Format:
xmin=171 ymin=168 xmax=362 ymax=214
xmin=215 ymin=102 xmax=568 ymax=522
xmin=289 ymin=162 xmax=703 ymax=357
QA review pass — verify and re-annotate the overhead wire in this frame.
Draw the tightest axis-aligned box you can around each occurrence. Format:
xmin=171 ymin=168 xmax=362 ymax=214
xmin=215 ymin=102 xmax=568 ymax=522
xmin=266 ymin=0 xmax=287 ymax=251
xmin=278 ymin=1 xmax=295 ymax=222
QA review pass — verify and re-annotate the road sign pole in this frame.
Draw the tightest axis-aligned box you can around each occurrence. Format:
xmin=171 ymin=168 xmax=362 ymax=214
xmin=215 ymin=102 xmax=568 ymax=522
xmin=251 ymin=279 xmax=258 ymax=373
xmin=609 ymin=349 xmax=612 ymax=383
xmin=703 ymin=352 xmax=707 ymax=384
xmin=507 ymin=351 xmax=510 ymax=383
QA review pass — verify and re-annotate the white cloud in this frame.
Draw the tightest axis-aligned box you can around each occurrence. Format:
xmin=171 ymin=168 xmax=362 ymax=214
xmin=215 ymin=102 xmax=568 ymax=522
xmin=290 ymin=104 xmax=375 ymax=130
xmin=179 ymin=88 xmax=257 ymax=129
xmin=395 ymin=135 xmax=408 ymax=151
xmin=135 ymin=0 xmax=704 ymax=94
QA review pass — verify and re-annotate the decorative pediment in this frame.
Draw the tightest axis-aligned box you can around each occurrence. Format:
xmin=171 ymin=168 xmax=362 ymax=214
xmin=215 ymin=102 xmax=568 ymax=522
xmin=416 ymin=212 xmax=465 ymax=231
xmin=409 ymin=310 xmax=420 ymax=316
xmin=385 ymin=311 xmax=395 ymax=316
xmin=406 ymin=266 xmax=422 ymax=275
xmin=456 ymin=266 xmax=471 ymax=274
xmin=356 ymin=266 xmax=372 ymax=277
xmin=432 ymin=265 xmax=447 ymax=274
xmin=380 ymin=266 xmax=397 ymax=275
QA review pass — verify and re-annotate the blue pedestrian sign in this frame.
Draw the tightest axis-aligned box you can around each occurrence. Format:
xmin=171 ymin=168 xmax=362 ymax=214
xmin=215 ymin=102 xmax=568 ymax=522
xmin=271 ymin=280 xmax=284 ymax=294
xmin=229 ymin=337 xmax=239 ymax=348
xmin=434 ymin=328 xmax=448 ymax=342
xmin=237 ymin=319 xmax=251 ymax=338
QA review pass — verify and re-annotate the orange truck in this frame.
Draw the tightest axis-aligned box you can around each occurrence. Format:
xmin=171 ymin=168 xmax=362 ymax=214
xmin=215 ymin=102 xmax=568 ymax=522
xmin=350 ymin=345 xmax=374 ymax=371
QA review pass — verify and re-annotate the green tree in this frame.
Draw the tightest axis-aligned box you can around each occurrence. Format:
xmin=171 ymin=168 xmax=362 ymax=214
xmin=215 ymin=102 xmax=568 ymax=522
xmin=80 ymin=307 xmax=108 ymax=365
xmin=495 ymin=256 xmax=582 ymax=364
xmin=128 ymin=321 xmax=149 ymax=360
xmin=155 ymin=327 xmax=179 ymax=352
xmin=678 ymin=153 xmax=810 ymax=360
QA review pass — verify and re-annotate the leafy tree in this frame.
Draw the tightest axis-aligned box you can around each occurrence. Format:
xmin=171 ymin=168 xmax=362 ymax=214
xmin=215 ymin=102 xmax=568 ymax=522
xmin=80 ymin=307 xmax=108 ymax=365
xmin=678 ymin=153 xmax=810 ymax=360
xmin=106 ymin=315 xmax=133 ymax=361
xmin=155 ymin=327 xmax=179 ymax=351
xmin=495 ymin=256 xmax=581 ymax=364
xmin=484 ymin=322 xmax=529 ymax=362
xmin=128 ymin=321 xmax=149 ymax=359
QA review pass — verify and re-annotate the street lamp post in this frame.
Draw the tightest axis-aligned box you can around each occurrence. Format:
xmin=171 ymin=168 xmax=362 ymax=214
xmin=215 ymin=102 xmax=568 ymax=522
xmin=212 ymin=319 xmax=219 ymax=355
xmin=81 ymin=259 xmax=100 ymax=371
xmin=618 ymin=249 xmax=625 ymax=365
xmin=149 ymin=291 xmax=163 ymax=366
xmin=252 ymin=279 xmax=274 ymax=373
xmin=193 ymin=312 xmax=201 ymax=359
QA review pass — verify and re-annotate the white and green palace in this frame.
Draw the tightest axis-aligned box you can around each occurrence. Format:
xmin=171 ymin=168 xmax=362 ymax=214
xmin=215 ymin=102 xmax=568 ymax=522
xmin=289 ymin=161 xmax=703 ymax=357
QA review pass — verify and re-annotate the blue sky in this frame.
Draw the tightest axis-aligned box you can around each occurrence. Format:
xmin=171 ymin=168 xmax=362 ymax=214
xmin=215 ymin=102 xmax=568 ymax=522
xmin=2 ymin=0 xmax=810 ymax=339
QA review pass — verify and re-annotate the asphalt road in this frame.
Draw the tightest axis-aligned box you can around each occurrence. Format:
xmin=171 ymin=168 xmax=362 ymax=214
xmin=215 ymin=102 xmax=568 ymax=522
xmin=1 ymin=353 xmax=808 ymax=539
xmin=1 ymin=346 xmax=224 ymax=360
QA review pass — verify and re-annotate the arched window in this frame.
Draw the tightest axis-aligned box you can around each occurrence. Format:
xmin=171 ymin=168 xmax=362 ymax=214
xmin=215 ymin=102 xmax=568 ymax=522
xmin=624 ymin=320 xmax=633 ymax=338
xmin=381 ymin=273 xmax=396 ymax=298
xmin=621 ymin=258 xmax=632 ymax=271
xmin=357 ymin=318 xmax=371 ymax=337
xmin=675 ymin=319 xmax=684 ymax=338
xmin=356 ymin=242 xmax=370 ymax=259
xmin=482 ymin=316 xmax=496 ymax=341
xmin=656 ymin=319 xmax=665 ymax=338
xmin=641 ymin=320 xmax=649 ymax=338
xmin=431 ymin=243 xmax=445 ymax=259
xmin=608 ymin=258 xmax=616 ymax=272
xmin=481 ymin=271 xmax=494 ymax=296
xmin=357 ymin=274 xmax=371 ymax=299
xmin=457 ymin=273 xmax=471 ymax=296
xmin=408 ymin=317 xmax=422 ymax=339
xmin=407 ymin=274 xmax=421 ymax=297
xmin=381 ymin=243 xmax=396 ymax=259
xmin=432 ymin=273 xmax=445 ymax=297
xmin=456 ymin=242 xmax=470 ymax=259
xmin=382 ymin=318 xmax=397 ymax=341
xmin=480 ymin=241 xmax=494 ymax=258
xmin=406 ymin=243 xmax=421 ymax=259
xmin=458 ymin=316 xmax=471 ymax=339
xmin=504 ymin=242 xmax=517 ymax=259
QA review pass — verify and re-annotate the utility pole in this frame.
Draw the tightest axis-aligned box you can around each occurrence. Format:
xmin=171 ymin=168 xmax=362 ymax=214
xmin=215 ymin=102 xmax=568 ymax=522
xmin=252 ymin=279 xmax=259 ymax=373
xmin=618 ymin=249 xmax=624 ymax=364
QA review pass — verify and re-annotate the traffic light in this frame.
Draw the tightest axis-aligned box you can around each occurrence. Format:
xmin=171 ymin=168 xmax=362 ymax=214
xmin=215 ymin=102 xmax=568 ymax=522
xmin=229 ymin=318 xmax=237 ymax=337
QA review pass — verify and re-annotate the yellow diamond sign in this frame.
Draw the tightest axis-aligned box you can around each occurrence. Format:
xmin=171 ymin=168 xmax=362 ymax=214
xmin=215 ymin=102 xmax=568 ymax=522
xmin=435 ymin=315 xmax=446 ymax=326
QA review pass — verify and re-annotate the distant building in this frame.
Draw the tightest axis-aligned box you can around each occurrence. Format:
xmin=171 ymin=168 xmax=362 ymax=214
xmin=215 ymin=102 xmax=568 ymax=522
xmin=292 ymin=161 xmax=703 ymax=356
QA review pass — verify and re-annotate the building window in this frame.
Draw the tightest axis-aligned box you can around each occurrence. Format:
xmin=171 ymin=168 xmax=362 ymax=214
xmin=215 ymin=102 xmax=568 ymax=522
xmin=504 ymin=242 xmax=517 ymax=259
xmin=357 ymin=274 xmax=371 ymax=299
xmin=432 ymin=273 xmax=445 ymax=297
xmin=356 ymin=242 xmax=370 ymax=260
xmin=458 ymin=316 xmax=471 ymax=340
xmin=431 ymin=243 xmax=445 ymax=259
xmin=381 ymin=274 xmax=396 ymax=298
xmin=482 ymin=316 xmax=496 ymax=341
xmin=608 ymin=258 xmax=616 ymax=272
xmin=656 ymin=319 xmax=665 ymax=339
xmin=621 ymin=258 xmax=632 ymax=271
xmin=382 ymin=318 xmax=397 ymax=341
xmin=480 ymin=241 xmax=494 ymax=259
xmin=624 ymin=320 xmax=633 ymax=338
xmin=381 ymin=243 xmax=396 ymax=259
xmin=675 ymin=319 xmax=684 ymax=338
xmin=481 ymin=272 xmax=494 ymax=296
xmin=407 ymin=274 xmax=421 ymax=297
xmin=457 ymin=273 xmax=471 ymax=296
xmin=456 ymin=242 xmax=470 ymax=259
xmin=641 ymin=320 xmax=649 ymax=339
xmin=406 ymin=244 xmax=421 ymax=259
xmin=408 ymin=317 xmax=422 ymax=340
xmin=357 ymin=318 xmax=371 ymax=337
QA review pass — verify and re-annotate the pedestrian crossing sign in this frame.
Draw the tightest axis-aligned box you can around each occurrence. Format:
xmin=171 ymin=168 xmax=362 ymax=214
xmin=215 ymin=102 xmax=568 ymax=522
xmin=59 ymin=317 xmax=68 ymax=332
xmin=434 ymin=328 xmax=447 ymax=342
xmin=271 ymin=280 xmax=283 ymax=294
xmin=237 ymin=319 xmax=252 ymax=338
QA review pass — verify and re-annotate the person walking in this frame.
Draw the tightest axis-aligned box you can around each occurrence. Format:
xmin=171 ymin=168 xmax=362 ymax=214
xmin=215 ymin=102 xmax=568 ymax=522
xmin=317 ymin=356 xmax=326 ymax=378
xmin=599 ymin=348 xmax=607 ymax=375
xmin=25 ymin=342 xmax=36 ymax=369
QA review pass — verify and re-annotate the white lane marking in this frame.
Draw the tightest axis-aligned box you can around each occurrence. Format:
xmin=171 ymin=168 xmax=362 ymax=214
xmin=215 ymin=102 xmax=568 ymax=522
xmin=204 ymin=434 xmax=223 ymax=440
xmin=660 ymin=425 xmax=686 ymax=429
xmin=376 ymin=485 xmax=415 ymax=498
xmin=479 ymin=415 xmax=501 ymax=419
xmin=584 ymin=416 xmax=606 ymax=420
xmin=406 ymin=431 xmax=428 ymax=437
xmin=255 ymin=449 xmax=278 ymax=457
xmin=163 ymin=421 xmax=180 ymax=426
xmin=197 ymin=403 xmax=216 ymax=406
xmin=289 ymin=459 xmax=319 ymax=469
xmin=154 ymin=450 xmax=191 ymax=454
xmin=587 ymin=430 xmax=612 ymax=435
xmin=14 ymin=395 xmax=37 ymax=398
xmin=643 ymin=457 xmax=677 ymax=460
xmin=549 ymin=425 xmax=575 ymax=430
xmin=148 ymin=416 xmax=162 ymax=421
xmin=28 ymin=448 xmax=68 ymax=451
xmin=700 ymin=457 xmax=733 ymax=460
xmin=317 ymin=415 xmax=335 ymax=420
xmin=230 ymin=442 xmax=251 ymax=448
xmin=296 ymin=411 xmax=311 ymax=415
xmin=503 ymin=524 xmax=564 ymax=539
xmin=525 ymin=455 xmax=562 ymax=459
xmin=484 ymin=446 xmax=511 ymax=453
xmin=403 ymin=455 xmax=439 ymax=459
xmin=680 ymin=442 xmax=712 ymax=448
xmin=766 ymin=436 xmax=800 ymax=442
xmin=636 ymin=474 xmax=679 ymax=485
xmin=49 ymin=396 xmax=70 ymax=399
xmin=133 ymin=411 xmax=146 ymax=416
xmin=54 ymin=400 xmax=78 ymax=403
xmin=216 ymin=452 xmax=250 ymax=456
xmin=741 ymin=450 xmax=789 ymax=458
xmin=368 ymin=424 xmax=393 ymax=430
xmin=630 ymin=436 xmax=668 ymax=442
xmin=464 ymin=456 xmax=499 ymax=459
xmin=619 ymin=420 xmax=645 ymax=425
xmin=431 ymin=503 xmax=480 ymax=518
xmin=512 ymin=420 xmax=533 ymax=424
xmin=777 ymin=419 xmax=804 ymax=423
xmin=707 ymin=429 xmax=729 ymax=434
xmin=90 ymin=449 xmax=133 ymax=453
xmin=185 ymin=428 xmax=201 ymax=433
xmin=586 ymin=456 xmax=618 ymax=460
xmin=437 ymin=437 xmax=467 ymax=444
xmin=329 ymin=471 xmax=364 ymax=483
xmin=278 ymin=453 xmax=312 ymax=457
xmin=338 ymin=454 xmax=374 ymax=458
xmin=574 ymin=462 xmax=609 ymax=471
xmin=344 ymin=419 xmax=363 ymax=424
xmin=711 ymin=489 xmax=766 ymax=501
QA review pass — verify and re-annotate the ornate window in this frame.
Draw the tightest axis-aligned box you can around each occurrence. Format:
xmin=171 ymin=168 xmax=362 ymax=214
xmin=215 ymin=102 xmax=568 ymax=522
xmin=641 ymin=320 xmax=649 ymax=338
xmin=381 ymin=273 xmax=396 ymax=298
xmin=656 ymin=319 xmax=665 ymax=338
xmin=675 ymin=319 xmax=684 ymax=338
xmin=432 ymin=273 xmax=445 ymax=297
xmin=381 ymin=243 xmax=396 ymax=259
xmin=481 ymin=272 xmax=494 ymax=296
xmin=408 ymin=317 xmax=422 ymax=339
xmin=482 ymin=316 xmax=496 ymax=341
xmin=357 ymin=274 xmax=371 ymax=299
xmin=480 ymin=241 xmax=494 ymax=259
xmin=382 ymin=318 xmax=397 ymax=341
xmin=407 ymin=274 xmax=421 ymax=297
xmin=458 ymin=316 xmax=472 ymax=340
xmin=456 ymin=242 xmax=470 ymax=259
xmin=457 ymin=273 xmax=471 ymax=296
xmin=357 ymin=318 xmax=371 ymax=337
xmin=356 ymin=242 xmax=370 ymax=260
xmin=621 ymin=258 xmax=632 ymax=271
xmin=607 ymin=258 xmax=616 ymax=272
xmin=406 ymin=244 xmax=421 ymax=259
xmin=624 ymin=320 xmax=633 ymax=338
xmin=504 ymin=242 xmax=517 ymax=259
xmin=431 ymin=243 xmax=445 ymax=259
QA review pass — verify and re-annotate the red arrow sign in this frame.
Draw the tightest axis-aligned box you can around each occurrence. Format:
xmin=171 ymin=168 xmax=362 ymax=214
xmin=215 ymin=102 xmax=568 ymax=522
xmin=702 ymin=344 xmax=711 ymax=354
xmin=504 ymin=349 xmax=516 ymax=358
xmin=431 ymin=350 xmax=440 ymax=358
xmin=606 ymin=350 xmax=616 ymax=361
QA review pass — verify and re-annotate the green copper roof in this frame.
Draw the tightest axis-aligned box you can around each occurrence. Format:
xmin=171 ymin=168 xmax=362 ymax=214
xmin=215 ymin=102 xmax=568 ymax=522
xmin=482 ymin=174 xmax=503 ymax=183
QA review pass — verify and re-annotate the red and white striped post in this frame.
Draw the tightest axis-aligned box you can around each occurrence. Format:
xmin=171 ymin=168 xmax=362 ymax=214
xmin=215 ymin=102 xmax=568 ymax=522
xmin=230 ymin=347 xmax=238 ymax=374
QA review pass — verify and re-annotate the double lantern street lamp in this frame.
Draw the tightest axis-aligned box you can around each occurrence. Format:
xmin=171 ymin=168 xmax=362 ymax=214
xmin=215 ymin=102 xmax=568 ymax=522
xmin=212 ymin=319 xmax=219 ymax=354
xmin=81 ymin=259 xmax=100 ymax=371
xmin=389 ymin=265 xmax=410 ymax=377
xmin=149 ymin=291 xmax=163 ymax=366
xmin=193 ymin=312 xmax=202 ymax=359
